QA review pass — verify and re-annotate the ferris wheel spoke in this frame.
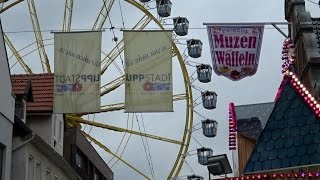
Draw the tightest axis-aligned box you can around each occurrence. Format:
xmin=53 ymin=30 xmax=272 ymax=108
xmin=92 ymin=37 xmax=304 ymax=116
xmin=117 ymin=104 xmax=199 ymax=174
xmin=82 ymin=131 xmax=152 ymax=180
xmin=101 ymin=102 xmax=124 ymax=112
xmin=101 ymin=75 xmax=125 ymax=96
xmin=67 ymin=115 xmax=183 ymax=145
xmin=0 ymin=0 xmax=24 ymax=14
xmin=62 ymin=0 xmax=74 ymax=32
xmin=121 ymin=3 xmax=195 ymax=176
xmin=4 ymin=33 xmax=33 ymax=74
xmin=101 ymin=15 xmax=152 ymax=75
xmin=26 ymin=0 xmax=51 ymax=73
xmin=100 ymin=93 xmax=187 ymax=113
xmin=92 ymin=0 xmax=116 ymax=30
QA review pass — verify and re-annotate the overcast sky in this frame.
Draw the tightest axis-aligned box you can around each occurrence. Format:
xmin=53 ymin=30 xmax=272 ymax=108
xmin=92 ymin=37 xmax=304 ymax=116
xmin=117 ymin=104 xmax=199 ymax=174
xmin=2 ymin=0 xmax=320 ymax=180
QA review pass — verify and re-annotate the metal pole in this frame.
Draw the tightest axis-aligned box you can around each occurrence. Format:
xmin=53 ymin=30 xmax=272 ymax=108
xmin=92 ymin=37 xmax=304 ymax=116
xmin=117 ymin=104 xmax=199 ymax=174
xmin=203 ymin=22 xmax=292 ymax=26
xmin=271 ymin=23 xmax=288 ymax=38
xmin=203 ymin=22 xmax=293 ymax=39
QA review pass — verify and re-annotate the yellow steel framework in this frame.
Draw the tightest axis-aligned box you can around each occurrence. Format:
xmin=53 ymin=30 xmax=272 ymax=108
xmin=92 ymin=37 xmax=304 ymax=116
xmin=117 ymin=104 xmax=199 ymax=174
xmin=4 ymin=33 xmax=33 ymax=74
xmin=92 ymin=0 xmax=115 ymax=30
xmin=124 ymin=1 xmax=194 ymax=179
xmin=27 ymin=0 xmax=51 ymax=73
xmin=82 ymin=131 xmax=151 ymax=180
xmin=101 ymin=14 xmax=152 ymax=75
xmin=3 ymin=1 xmax=194 ymax=179
xmin=62 ymin=0 xmax=74 ymax=32
xmin=99 ymin=93 xmax=187 ymax=113
xmin=67 ymin=115 xmax=183 ymax=145
xmin=0 ymin=0 xmax=24 ymax=13
xmin=101 ymin=75 xmax=125 ymax=96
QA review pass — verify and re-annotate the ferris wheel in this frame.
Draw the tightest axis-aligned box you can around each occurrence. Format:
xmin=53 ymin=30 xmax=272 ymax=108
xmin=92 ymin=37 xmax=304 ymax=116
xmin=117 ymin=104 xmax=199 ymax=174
xmin=1 ymin=0 xmax=219 ymax=179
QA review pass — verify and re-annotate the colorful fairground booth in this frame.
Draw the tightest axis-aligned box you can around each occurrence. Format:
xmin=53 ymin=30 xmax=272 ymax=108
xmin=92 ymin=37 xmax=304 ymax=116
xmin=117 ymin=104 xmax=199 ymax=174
xmin=221 ymin=33 xmax=320 ymax=180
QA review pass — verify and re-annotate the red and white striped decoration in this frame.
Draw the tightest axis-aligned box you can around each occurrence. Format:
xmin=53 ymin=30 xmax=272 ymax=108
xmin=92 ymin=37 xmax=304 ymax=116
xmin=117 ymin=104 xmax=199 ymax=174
xmin=229 ymin=102 xmax=237 ymax=150
xmin=224 ymin=171 xmax=320 ymax=180
xmin=281 ymin=38 xmax=320 ymax=118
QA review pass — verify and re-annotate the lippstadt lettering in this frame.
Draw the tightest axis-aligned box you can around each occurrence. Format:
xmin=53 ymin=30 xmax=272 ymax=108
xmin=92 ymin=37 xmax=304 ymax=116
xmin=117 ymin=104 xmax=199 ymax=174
xmin=126 ymin=73 xmax=171 ymax=82
xmin=55 ymin=74 xmax=100 ymax=83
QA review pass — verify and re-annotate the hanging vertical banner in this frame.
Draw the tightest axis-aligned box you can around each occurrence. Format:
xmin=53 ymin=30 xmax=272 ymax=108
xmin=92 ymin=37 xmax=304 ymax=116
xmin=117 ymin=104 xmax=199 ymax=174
xmin=205 ymin=24 xmax=264 ymax=81
xmin=124 ymin=30 xmax=173 ymax=112
xmin=53 ymin=31 xmax=101 ymax=113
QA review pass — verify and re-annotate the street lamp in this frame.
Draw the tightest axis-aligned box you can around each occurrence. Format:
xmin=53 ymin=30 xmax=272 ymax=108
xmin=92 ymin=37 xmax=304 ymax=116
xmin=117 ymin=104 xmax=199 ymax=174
xmin=207 ymin=154 xmax=232 ymax=179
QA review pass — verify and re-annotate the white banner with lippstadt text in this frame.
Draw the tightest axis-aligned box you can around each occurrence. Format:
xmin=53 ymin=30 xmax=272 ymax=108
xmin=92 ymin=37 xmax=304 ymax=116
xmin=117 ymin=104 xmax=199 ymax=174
xmin=53 ymin=31 xmax=101 ymax=113
xmin=124 ymin=30 xmax=173 ymax=112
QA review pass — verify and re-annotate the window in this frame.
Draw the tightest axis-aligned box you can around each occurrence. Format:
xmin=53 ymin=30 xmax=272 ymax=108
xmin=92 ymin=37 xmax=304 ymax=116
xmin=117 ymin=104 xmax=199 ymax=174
xmin=36 ymin=161 xmax=41 ymax=180
xmin=75 ymin=153 xmax=83 ymax=168
xmin=46 ymin=169 xmax=51 ymax=180
xmin=58 ymin=120 xmax=62 ymax=144
xmin=0 ymin=145 xmax=3 ymax=179
xmin=28 ymin=156 xmax=34 ymax=180
xmin=22 ymin=99 xmax=27 ymax=122
xmin=94 ymin=170 xmax=101 ymax=180
xmin=53 ymin=115 xmax=57 ymax=139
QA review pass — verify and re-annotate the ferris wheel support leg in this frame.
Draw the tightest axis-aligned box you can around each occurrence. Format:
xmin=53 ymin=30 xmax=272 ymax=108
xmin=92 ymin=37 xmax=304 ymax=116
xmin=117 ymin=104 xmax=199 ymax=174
xmin=26 ymin=0 xmax=51 ymax=73
xmin=82 ymin=131 xmax=152 ymax=180
xmin=62 ymin=0 xmax=74 ymax=32
xmin=4 ymin=33 xmax=33 ymax=74
xmin=92 ymin=0 xmax=115 ymax=30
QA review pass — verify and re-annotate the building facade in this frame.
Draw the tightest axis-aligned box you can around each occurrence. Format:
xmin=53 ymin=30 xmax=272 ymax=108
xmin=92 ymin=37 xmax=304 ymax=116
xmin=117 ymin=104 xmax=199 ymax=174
xmin=285 ymin=0 xmax=320 ymax=100
xmin=0 ymin=18 xmax=15 ymax=180
xmin=12 ymin=132 xmax=80 ymax=180
xmin=11 ymin=73 xmax=80 ymax=180
xmin=11 ymin=74 xmax=64 ymax=156
xmin=11 ymin=73 xmax=113 ymax=180
xmin=64 ymin=127 xmax=114 ymax=180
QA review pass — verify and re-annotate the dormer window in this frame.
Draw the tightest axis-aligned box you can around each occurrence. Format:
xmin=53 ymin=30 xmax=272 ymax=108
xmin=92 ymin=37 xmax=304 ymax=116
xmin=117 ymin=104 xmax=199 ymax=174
xmin=15 ymin=98 xmax=27 ymax=123
xmin=22 ymin=99 xmax=27 ymax=122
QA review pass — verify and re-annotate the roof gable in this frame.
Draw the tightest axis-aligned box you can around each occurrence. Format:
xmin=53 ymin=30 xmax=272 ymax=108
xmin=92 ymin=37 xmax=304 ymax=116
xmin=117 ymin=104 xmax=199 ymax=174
xmin=11 ymin=73 xmax=54 ymax=112
xmin=244 ymin=79 xmax=320 ymax=174
xmin=235 ymin=102 xmax=274 ymax=129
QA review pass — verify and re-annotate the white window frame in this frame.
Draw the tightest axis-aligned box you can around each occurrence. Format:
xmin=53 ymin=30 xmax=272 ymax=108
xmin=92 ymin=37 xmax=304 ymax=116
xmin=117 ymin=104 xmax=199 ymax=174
xmin=46 ymin=169 xmax=51 ymax=180
xmin=28 ymin=155 xmax=34 ymax=180
xmin=53 ymin=114 xmax=57 ymax=144
xmin=35 ymin=160 xmax=41 ymax=180
xmin=22 ymin=99 xmax=27 ymax=122
xmin=58 ymin=120 xmax=63 ymax=145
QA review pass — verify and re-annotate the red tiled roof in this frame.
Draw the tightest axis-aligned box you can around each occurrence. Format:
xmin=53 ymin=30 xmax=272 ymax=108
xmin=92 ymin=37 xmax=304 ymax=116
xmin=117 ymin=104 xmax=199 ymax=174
xmin=11 ymin=73 xmax=54 ymax=112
